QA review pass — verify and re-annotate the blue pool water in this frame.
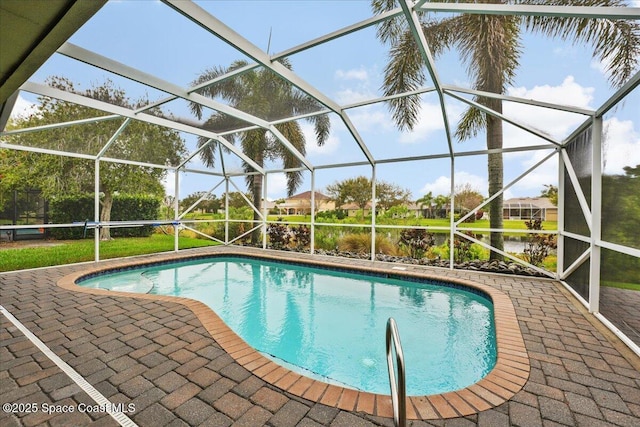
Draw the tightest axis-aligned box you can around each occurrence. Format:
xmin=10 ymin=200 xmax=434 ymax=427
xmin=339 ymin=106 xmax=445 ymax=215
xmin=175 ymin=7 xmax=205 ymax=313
xmin=80 ymin=256 xmax=496 ymax=395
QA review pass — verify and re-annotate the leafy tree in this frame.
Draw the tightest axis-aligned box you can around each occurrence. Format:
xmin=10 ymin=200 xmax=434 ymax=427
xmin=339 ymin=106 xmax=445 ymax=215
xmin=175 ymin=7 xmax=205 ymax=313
xmin=326 ymin=176 xmax=411 ymax=217
xmin=454 ymin=183 xmax=484 ymax=213
xmin=180 ymin=192 xmax=221 ymax=213
xmin=3 ymin=77 xmax=186 ymax=239
xmin=326 ymin=176 xmax=371 ymax=215
xmin=0 ymin=149 xmax=38 ymax=211
xmin=376 ymin=181 xmax=412 ymax=210
xmin=372 ymin=0 xmax=640 ymax=260
xmin=540 ymin=184 xmax=558 ymax=206
xmin=189 ymin=59 xmax=330 ymax=242
xmin=223 ymin=192 xmax=253 ymax=209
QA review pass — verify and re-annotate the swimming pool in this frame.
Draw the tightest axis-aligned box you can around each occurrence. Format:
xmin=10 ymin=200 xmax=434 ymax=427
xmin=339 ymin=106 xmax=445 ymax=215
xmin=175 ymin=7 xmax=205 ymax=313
xmin=79 ymin=255 xmax=496 ymax=396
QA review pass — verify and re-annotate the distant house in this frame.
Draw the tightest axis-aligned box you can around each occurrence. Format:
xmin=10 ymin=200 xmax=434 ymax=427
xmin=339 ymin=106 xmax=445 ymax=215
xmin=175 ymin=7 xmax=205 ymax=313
xmin=341 ymin=202 xmax=373 ymax=217
xmin=340 ymin=202 xmax=422 ymax=218
xmin=503 ymin=197 xmax=557 ymax=221
xmin=275 ymin=191 xmax=335 ymax=215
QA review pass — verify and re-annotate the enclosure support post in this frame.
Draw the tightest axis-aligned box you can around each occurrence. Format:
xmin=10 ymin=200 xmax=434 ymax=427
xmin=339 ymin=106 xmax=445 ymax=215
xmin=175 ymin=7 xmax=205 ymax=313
xmin=174 ymin=169 xmax=180 ymax=252
xmin=589 ymin=116 xmax=603 ymax=313
xmin=94 ymin=159 xmax=100 ymax=262
xmin=449 ymin=156 xmax=455 ymax=269
xmin=262 ymin=173 xmax=268 ymax=250
xmin=557 ymin=149 xmax=565 ymax=280
xmin=310 ymin=171 xmax=316 ymax=255
xmin=371 ymin=164 xmax=377 ymax=262
xmin=225 ymin=178 xmax=229 ymax=244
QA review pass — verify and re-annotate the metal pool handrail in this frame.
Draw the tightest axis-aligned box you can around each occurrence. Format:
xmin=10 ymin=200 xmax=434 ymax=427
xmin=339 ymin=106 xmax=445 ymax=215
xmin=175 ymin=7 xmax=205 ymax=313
xmin=386 ymin=317 xmax=406 ymax=427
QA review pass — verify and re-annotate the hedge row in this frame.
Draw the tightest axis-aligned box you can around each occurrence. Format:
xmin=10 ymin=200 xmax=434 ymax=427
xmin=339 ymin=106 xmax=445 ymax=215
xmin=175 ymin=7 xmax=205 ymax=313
xmin=49 ymin=194 xmax=161 ymax=239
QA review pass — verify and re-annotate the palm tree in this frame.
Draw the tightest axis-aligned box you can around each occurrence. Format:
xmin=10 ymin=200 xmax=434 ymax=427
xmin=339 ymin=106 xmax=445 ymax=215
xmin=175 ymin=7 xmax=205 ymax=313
xmin=189 ymin=59 xmax=330 ymax=243
xmin=416 ymin=191 xmax=434 ymax=218
xmin=372 ymin=0 xmax=639 ymax=260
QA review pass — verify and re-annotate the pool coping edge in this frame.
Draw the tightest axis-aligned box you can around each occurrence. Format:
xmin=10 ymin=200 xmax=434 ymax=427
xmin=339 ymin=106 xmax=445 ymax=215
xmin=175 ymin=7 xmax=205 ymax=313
xmin=57 ymin=246 xmax=530 ymax=420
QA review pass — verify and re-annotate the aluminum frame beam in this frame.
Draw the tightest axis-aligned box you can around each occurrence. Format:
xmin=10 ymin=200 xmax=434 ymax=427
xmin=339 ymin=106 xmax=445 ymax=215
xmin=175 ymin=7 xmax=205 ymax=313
xmin=162 ymin=0 xmax=376 ymax=166
xmin=399 ymin=0 xmax=456 ymax=156
xmin=58 ymin=43 xmax=312 ymax=171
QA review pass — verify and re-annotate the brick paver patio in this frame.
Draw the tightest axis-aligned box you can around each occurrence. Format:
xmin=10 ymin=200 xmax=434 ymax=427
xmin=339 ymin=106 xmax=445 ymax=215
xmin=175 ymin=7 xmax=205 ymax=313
xmin=1 ymin=246 xmax=639 ymax=426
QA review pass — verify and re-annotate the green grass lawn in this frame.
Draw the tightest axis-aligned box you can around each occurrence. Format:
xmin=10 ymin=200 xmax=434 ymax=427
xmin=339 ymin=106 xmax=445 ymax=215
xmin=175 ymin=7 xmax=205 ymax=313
xmin=602 ymin=281 xmax=640 ymax=291
xmin=0 ymin=234 xmax=218 ymax=272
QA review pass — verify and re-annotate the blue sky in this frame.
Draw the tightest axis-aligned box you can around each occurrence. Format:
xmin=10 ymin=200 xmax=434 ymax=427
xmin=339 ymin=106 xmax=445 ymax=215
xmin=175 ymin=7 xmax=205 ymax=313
xmin=12 ymin=0 xmax=640 ymax=203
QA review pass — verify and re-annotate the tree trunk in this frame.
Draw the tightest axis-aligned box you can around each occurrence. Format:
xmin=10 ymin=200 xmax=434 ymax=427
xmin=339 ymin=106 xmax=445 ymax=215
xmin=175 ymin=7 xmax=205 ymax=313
xmin=486 ymin=100 xmax=504 ymax=260
xmin=100 ymin=191 xmax=113 ymax=241
xmin=251 ymin=173 xmax=262 ymax=244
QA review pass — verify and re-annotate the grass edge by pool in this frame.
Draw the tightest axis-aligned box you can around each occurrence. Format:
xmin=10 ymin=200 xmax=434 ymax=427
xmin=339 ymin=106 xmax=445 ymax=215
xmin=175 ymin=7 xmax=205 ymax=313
xmin=57 ymin=246 xmax=530 ymax=420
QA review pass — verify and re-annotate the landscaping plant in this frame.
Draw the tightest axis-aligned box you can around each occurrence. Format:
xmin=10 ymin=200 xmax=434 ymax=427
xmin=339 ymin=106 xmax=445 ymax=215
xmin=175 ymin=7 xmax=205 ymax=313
xmin=399 ymin=228 xmax=435 ymax=259
xmin=523 ymin=218 xmax=557 ymax=267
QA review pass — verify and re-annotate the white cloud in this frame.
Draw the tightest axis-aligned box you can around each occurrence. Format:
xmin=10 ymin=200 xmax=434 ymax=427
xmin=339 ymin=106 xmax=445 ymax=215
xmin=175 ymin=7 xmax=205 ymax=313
xmin=335 ymin=88 xmax=372 ymax=105
xmin=333 ymin=66 xmax=376 ymax=105
xmin=507 ymin=150 xmax=558 ymax=196
xmin=266 ymin=173 xmax=288 ymax=200
xmin=346 ymin=105 xmax=395 ymax=132
xmin=505 ymin=76 xmax=594 ymax=145
xmin=603 ymin=117 xmax=640 ymax=174
xmin=335 ymin=67 xmax=369 ymax=81
xmin=590 ymin=57 xmax=610 ymax=77
xmin=419 ymin=171 xmax=487 ymax=197
xmin=399 ymin=102 xmax=447 ymax=143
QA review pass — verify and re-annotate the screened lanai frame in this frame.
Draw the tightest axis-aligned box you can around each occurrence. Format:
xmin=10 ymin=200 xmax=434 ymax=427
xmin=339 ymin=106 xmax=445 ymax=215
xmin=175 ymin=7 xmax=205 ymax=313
xmin=1 ymin=1 xmax=639 ymax=354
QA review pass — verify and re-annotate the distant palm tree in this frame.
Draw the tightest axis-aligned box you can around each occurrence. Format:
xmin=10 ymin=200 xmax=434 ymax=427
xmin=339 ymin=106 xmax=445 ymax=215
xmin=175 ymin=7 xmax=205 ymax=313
xmin=372 ymin=0 xmax=639 ymax=259
xmin=416 ymin=191 xmax=434 ymax=218
xmin=190 ymin=59 xmax=330 ymax=242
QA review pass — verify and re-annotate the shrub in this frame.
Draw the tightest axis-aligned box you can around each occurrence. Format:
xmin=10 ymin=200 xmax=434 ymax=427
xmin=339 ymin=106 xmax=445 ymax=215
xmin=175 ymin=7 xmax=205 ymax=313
xmin=316 ymin=209 xmax=347 ymax=221
xmin=48 ymin=194 xmax=160 ymax=239
xmin=399 ymin=228 xmax=435 ymax=259
xmin=314 ymin=229 xmax=339 ymax=250
xmin=452 ymin=232 xmax=475 ymax=262
xmin=523 ymin=218 xmax=557 ymax=266
xmin=110 ymin=194 xmax=160 ymax=238
xmin=48 ymin=194 xmax=95 ymax=239
xmin=338 ymin=233 xmax=397 ymax=255
xmin=291 ymin=224 xmax=310 ymax=250
xmin=267 ymin=220 xmax=291 ymax=249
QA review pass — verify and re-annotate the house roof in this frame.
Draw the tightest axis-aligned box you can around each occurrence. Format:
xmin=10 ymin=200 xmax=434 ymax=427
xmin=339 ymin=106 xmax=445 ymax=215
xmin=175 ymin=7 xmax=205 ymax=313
xmin=503 ymin=197 xmax=556 ymax=209
xmin=288 ymin=191 xmax=330 ymax=200
xmin=341 ymin=202 xmax=373 ymax=210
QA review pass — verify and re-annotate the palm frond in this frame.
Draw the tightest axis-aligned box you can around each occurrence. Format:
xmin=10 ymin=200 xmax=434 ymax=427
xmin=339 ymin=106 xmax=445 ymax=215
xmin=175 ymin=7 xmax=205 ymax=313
xmin=383 ymin=29 xmax=426 ymax=130
xmin=189 ymin=60 xmax=252 ymax=119
xmin=196 ymin=136 xmax=217 ymax=168
xmin=311 ymin=113 xmax=330 ymax=146
xmin=522 ymin=0 xmax=640 ymax=88
xmin=455 ymin=106 xmax=486 ymax=142
xmin=274 ymin=121 xmax=306 ymax=196
xmin=372 ymin=0 xmax=406 ymax=45
xmin=381 ymin=15 xmax=461 ymax=131
xmin=457 ymin=14 xmax=522 ymax=95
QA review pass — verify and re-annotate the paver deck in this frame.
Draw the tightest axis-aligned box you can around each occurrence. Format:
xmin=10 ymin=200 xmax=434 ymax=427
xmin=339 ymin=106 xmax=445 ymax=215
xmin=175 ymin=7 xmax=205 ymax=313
xmin=2 ymin=246 xmax=639 ymax=427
